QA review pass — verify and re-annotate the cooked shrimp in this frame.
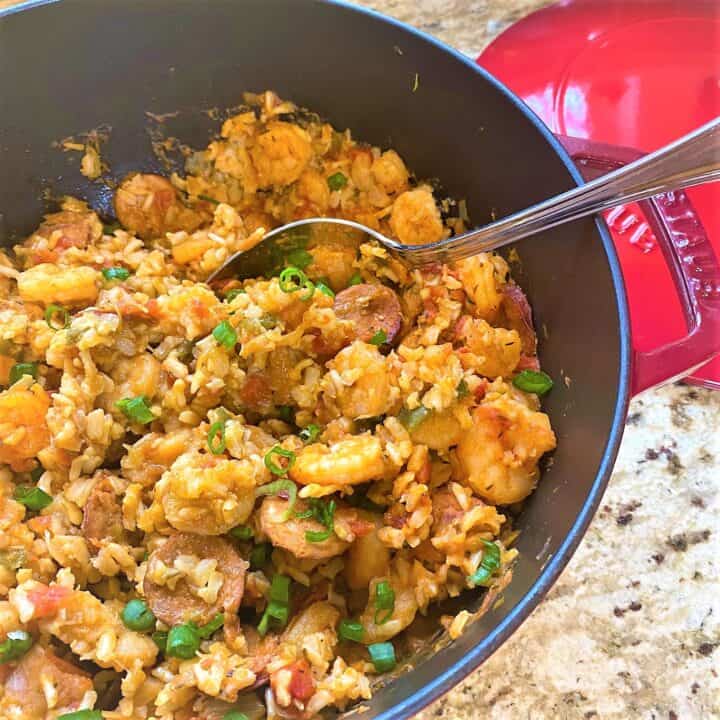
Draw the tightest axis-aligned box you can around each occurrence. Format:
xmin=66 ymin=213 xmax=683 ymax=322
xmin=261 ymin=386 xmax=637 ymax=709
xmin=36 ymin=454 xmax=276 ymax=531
xmin=17 ymin=263 xmax=100 ymax=306
xmin=408 ymin=408 xmax=463 ymax=451
xmin=0 ymin=383 xmax=51 ymax=472
xmin=455 ymin=396 xmax=556 ymax=504
xmin=324 ymin=341 xmax=397 ymax=420
xmin=371 ymin=150 xmax=409 ymax=195
xmin=454 ymin=315 xmax=521 ymax=378
xmin=455 ymin=253 xmax=508 ymax=322
xmin=389 ymin=187 xmax=445 ymax=246
xmin=250 ymin=121 xmax=312 ymax=187
xmin=290 ymin=434 xmax=386 ymax=487
xmin=344 ymin=513 xmax=390 ymax=590
xmin=358 ymin=573 xmax=418 ymax=644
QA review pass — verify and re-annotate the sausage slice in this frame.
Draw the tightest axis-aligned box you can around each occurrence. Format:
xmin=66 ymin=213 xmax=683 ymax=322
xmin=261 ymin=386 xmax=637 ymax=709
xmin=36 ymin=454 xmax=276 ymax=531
xmin=333 ymin=283 xmax=402 ymax=345
xmin=81 ymin=475 xmax=126 ymax=552
xmin=144 ymin=533 xmax=248 ymax=625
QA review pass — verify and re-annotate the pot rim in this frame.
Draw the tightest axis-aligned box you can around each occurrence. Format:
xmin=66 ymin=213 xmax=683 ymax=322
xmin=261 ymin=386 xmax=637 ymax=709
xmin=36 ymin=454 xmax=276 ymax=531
xmin=0 ymin=0 xmax=633 ymax=716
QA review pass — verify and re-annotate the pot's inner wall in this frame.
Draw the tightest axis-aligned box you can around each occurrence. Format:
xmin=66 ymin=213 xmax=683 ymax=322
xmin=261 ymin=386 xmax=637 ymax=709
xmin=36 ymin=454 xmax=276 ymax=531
xmin=0 ymin=1 xmax=624 ymax=717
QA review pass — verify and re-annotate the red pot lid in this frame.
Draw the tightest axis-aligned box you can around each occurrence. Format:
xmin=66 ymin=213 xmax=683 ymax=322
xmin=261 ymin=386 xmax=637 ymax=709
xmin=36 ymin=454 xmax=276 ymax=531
xmin=478 ymin=0 xmax=720 ymax=389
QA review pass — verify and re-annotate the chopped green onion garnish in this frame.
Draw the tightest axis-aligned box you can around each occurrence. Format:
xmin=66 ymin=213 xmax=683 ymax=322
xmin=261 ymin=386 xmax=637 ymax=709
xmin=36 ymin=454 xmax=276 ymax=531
xmin=339 ymin=619 xmax=364 ymax=643
xmin=259 ymin=315 xmax=278 ymax=330
xmin=207 ymin=420 xmax=226 ymax=455
xmin=369 ymin=329 xmax=387 ymax=346
xmin=197 ymin=613 xmax=224 ymax=639
xmin=285 ymin=249 xmax=314 ymax=270
xmin=29 ymin=466 xmax=44 ymax=483
xmin=256 ymin=478 xmax=298 ymax=519
xmin=152 ymin=630 xmax=168 ymax=652
xmin=9 ymin=362 xmax=38 ymax=385
xmin=467 ymin=540 xmax=501 ymax=588
xmin=249 ymin=542 xmax=271 ymax=569
xmin=348 ymin=272 xmax=363 ymax=286
xmin=212 ymin=320 xmax=237 ymax=349
xmin=315 ymin=281 xmax=335 ymax=298
xmin=368 ymin=642 xmax=396 ymax=672
xmin=223 ymin=712 xmax=250 ymax=720
xmin=44 ymin=304 xmax=69 ymax=330
xmin=398 ymin=405 xmax=430 ymax=431
xmin=57 ymin=711 xmax=103 ymax=720
xmin=300 ymin=279 xmax=316 ymax=301
xmin=13 ymin=485 xmax=52 ymax=511
xmin=228 ymin=525 xmax=253 ymax=540
xmin=373 ymin=580 xmax=395 ymax=625
xmin=115 ymin=396 xmax=156 ymax=424
xmin=300 ymin=498 xmax=336 ymax=543
xmin=279 ymin=266 xmax=309 ymax=294
xmin=277 ymin=405 xmax=294 ymax=423
xmin=166 ymin=622 xmax=200 ymax=659
xmin=299 ymin=423 xmax=321 ymax=444
xmin=121 ymin=599 xmax=155 ymax=632
xmin=258 ymin=574 xmax=291 ymax=636
xmin=327 ymin=172 xmax=348 ymax=191
xmin=102 ymin=266 xmax=131 ymax=282
xmin=263 ymin=446 xmax=296 ymax=476
xmin=456 ymin=379 xmax=470 ymax=398
xmin=198 ymin=194 xmax=219 ymax=204
xmin=512 ymin=369 xmax=553 ymax=396
xmin=224 ymin=288 xmax=246 ymax=302
xmin=0 ymin=629 xmax=33 ymax=664
xmin=102 ymin=221 xmax=121 ymax=234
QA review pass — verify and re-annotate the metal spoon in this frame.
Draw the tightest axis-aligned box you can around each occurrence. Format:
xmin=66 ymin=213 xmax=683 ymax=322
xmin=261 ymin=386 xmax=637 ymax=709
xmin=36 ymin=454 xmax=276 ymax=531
xmin=209 ymin=118 xmax=719 ymax=282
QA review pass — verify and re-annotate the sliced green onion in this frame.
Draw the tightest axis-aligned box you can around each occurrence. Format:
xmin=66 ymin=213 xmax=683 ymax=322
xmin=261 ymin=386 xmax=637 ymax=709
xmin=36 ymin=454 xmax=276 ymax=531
xmin=57 ymin=711 xmax=103 ymax=720
xmin=9 ymin=362 xmax=38 ymax=385
xmin=256 ymin=478 xmax=298 ymax=519
xmin=398 ymin=405 xmax=430 ymax=431
xmin=315 ymin=281 xmax=335 ymax=298
xmin=285 ymin=249 xmax=313 ymax=270
xmin=13 ymin=485 xmax=52 ymax=511
xmin=512 ymin=369 xmax=553 ymax=396
xmin=305 ymin=528 xmax=333 ymax=543
xmin=348 ymin=272 xmax=363 ymax=286
xmin=300 ymin=498 xmax=336 ymax=543
xmin=29 ymin=466 xmax=44 ymax=483
xmin=152 ymin=630 xmax=168 ymax=652
xmin=115 ymin=396 xmax=155 ymax=424
xmin=467 ymin=540 xmax=501 ymax=588
xmin=327 ymin=172 xmax=348 ymax=191
xmin=300 ymin=279 xmax=316 ymax=301
xmin=228 ymin=525 xmax=253 ymax=540
xmin=279 ymin=266 xmax=308 ymax=293
xmin=207 ymin=420 xmax=227 ymax=455
xmin=166 ymin=623 xmax=200 ymax=659
xmin=368 ymin=642 xmax=396 ymax=673
xmin=121 ymin=599 xmax=155 ymax=632
xmin=373 ymin=580 xmax=395 ymax=625
xmin=102 ymin=221 xmax=121 ymax=234
xmin=197 ymin=613 xmax=224 ymax=639
xmin=0 ymin=629 xmax=33 ymax=664
xmin=369 ymin=329 xmax=387 ymax=346
xmin=224 ymin=288 xmax=246 ymax=302
xmin=44 ymin=304 xmax=69 ymax=330
xmin=249 ymin=542 xmax=271 ymax=569
xmin=339 ymin=619 xmax=364 ymax=643
xmin=456 ymin=379 xmax=470 ymax=399
xmin=102 ymin=266 xmax=131 ymax=282
xmin=259 ymin=315 xmax=277 ymax=330
xmin=223 ymin=712 xmax=250 ymax=720
xmin=263 ymin=446 xmax=296 ymax=476
xmin=299 ymin=423 xmax=321 ymax=444
xmin=198 ymin=194 xmax=220 ymax=204
xmin=176 ymin=339 xmax=195 ymax=364
xmin=212 ymin=320 xmax=237 ymax=349
xmin=277 ymin=405 xmax=294 ymax=423
xmin=258 ymin=575 xmax=291 ymax=636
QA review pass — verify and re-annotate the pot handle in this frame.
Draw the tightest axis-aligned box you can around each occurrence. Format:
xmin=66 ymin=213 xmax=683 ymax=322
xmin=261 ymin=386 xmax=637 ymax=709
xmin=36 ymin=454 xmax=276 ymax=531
xmin=556 ymin=134 xmax=720 ymax=396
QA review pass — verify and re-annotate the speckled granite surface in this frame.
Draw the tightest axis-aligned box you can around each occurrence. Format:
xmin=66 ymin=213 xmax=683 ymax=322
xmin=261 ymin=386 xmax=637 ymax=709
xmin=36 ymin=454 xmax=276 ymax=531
xmin=350 ymin=1 xmax=720 ymax=718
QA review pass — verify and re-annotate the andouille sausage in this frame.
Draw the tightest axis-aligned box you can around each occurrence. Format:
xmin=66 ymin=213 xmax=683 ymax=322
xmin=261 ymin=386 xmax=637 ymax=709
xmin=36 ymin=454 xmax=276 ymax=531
xmin=332 ymin=283 xmax=402 ymax=345
xmin=144 ymin=533 xmax=247 ymax=626
xmin=81 ymin=475 xmax=126 ymax=552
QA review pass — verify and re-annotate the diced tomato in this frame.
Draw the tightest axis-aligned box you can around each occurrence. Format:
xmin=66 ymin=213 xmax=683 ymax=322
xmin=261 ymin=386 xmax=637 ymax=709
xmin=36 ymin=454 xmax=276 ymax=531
xmin=239 ymin=372 xmax=273 ymax=412
xmin=288 ymin=659 xmax=315 ymax=702
xmin=146 ymin=298 xmax=161 ymax=319
xmin=517 ymin=354 xmax=541 ymax=372
xmin=474 ymin=378 xmax=489 ymax=402
xmin=27 ymin=584 xmax=72 ymax=618
xmin=347 ymin=516 xmax=375 ymax=538
xmin=190 ymin=298 xmax=210 ymax=320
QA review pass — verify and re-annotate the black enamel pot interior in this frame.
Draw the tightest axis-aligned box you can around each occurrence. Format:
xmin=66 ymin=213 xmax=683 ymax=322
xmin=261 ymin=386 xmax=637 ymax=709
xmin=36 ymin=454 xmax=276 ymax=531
xmin=0 ymin=0 xmax=631 ymax=717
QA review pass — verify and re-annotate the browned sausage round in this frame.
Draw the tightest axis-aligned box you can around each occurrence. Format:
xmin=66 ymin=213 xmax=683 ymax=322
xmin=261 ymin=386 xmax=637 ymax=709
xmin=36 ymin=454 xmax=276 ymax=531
xmin=114 ymin=173 xmax=206 ymax=240
xmin=81 ymin=475 xmax=126 ymax=552
xmin=144 ymin=533 xmax=248 ymax=626
xmin=333 ymin=283 xmax=403 ymax=345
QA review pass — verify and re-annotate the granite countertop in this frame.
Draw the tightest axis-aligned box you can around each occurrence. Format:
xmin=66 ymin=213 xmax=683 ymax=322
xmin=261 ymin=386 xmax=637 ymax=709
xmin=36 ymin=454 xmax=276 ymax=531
xmin=352 ymin=1 xmax=719 ymax=718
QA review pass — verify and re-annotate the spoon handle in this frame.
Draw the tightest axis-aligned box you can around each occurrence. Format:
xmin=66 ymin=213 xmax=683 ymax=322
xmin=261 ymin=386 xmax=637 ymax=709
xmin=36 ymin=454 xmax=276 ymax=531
xmin=400 ymin=117 xmax=720 ymax=265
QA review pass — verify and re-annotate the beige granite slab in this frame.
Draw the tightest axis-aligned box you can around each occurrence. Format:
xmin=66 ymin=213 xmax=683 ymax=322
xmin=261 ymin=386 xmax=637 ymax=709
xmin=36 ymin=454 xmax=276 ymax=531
xmin=351 ymin=1 xmax=720 ymax=718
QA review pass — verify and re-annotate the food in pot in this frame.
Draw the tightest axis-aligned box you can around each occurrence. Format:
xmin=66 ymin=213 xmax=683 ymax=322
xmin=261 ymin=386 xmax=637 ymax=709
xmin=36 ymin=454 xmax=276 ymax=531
xmin=0 ymin=91 xmax=556 ymax=719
